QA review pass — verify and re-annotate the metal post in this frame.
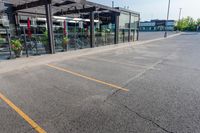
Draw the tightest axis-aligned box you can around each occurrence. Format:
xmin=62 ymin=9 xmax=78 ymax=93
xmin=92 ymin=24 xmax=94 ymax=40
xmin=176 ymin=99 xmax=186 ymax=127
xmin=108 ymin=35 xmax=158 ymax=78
xmin=34 ymin=27 xmax=39 ymax=55
xmin=5 ymin=27 xmax=12 ymax=59
xmin=178 ymin=8 xmax=182 ymax=22
xmin=137 ymin=14 xmax=140 ymax=41
xmin=45 ymin=0 xmax=55 ymax=54
xmin=164 ymin=0 xmax=171 ymax=38
xmin=75 ymin=21 xmax=77 ymax=50
xmin=178 ymin=8 xmax=182 ymax=31
xmin=112 ymin=1 xmax=114 ymax=8
xmin=128 ymin=13 xmax=131 ymax=42
xmin=90 ymin=11 xmax=95 ymax=48
xmin=114 ymin=14 xmax=119 ymax=44
xmin=23 ymin=27 xmax=29 ymax=57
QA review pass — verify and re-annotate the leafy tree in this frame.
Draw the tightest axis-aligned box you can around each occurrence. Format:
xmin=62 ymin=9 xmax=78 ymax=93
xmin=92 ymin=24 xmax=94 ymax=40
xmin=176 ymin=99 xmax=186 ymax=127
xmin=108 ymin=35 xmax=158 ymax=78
xmin=197 ymin=18 xmax=200 ymax=25
xmin=176 ymin=16 xmax=197 ymax=31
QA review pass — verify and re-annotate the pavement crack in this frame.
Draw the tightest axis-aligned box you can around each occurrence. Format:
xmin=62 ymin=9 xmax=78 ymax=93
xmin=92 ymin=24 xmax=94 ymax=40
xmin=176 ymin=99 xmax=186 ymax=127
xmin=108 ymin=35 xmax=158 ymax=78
xmin=108 ymin=102 xmax=174 ymax=133
xmin=103 ymin=89 xmax=120 ymax=103
xmin=103 ymin=59 xmax=165 ymax=103
xmin=122 ymin=104 xmax=174 ymax=133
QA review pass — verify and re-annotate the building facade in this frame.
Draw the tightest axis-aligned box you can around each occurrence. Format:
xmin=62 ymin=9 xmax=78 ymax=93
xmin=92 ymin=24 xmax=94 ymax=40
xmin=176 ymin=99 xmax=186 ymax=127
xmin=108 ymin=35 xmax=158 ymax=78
xmin=140 ymin=19 xmax=176 ymax=31
xmin=0 ymin=0 xmax=140 ymax=57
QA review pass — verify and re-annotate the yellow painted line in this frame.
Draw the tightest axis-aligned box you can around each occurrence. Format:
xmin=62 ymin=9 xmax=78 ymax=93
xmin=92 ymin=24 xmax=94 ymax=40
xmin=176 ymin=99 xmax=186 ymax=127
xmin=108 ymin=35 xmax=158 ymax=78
xmin=0 ymin=92 xmax=47 ymax=133
xmin=46 ymin=64 xmax=129 ymax=92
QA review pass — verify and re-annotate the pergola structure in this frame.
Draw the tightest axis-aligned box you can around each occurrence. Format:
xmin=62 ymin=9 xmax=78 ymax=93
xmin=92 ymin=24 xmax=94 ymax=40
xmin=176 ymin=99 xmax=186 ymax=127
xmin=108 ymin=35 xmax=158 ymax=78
xmin=4 ymin=0 xmax=121 ymax=54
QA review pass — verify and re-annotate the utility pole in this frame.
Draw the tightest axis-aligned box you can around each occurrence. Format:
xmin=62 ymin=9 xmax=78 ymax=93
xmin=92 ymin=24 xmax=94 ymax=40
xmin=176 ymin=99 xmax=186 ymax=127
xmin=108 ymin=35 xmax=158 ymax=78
xmin=178 ymin=8 xmax=182 ymax=22
xmin=177 ymin=8 xmax=182 ymax=31
xmin=112 ymin=1 xmax=114 ymax=8
xmin=164 ymin=0 xmax=171 ymax=38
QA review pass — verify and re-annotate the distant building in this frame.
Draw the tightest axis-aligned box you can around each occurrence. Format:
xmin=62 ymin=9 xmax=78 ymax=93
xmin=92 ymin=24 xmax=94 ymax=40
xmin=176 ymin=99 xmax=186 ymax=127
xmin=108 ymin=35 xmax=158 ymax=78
xmin=139 ymin=21 xmax=156 ymax=31
xmin=140 ymin=20 xmax=176 ymax=31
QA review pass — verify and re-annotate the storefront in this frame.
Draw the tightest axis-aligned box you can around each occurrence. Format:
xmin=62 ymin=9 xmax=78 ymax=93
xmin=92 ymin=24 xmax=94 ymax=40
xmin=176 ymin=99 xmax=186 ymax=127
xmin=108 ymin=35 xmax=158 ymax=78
xmin=118 ymin=8 xmax=140 ymax=43
xmin=0 ymin=0 xmax=140 ymax=58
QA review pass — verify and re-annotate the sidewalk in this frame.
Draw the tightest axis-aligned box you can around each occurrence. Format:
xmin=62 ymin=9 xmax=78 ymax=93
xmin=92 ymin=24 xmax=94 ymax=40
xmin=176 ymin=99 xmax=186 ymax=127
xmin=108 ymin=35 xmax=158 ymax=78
xmin=0 ymin=33 xmax=181 ymax=74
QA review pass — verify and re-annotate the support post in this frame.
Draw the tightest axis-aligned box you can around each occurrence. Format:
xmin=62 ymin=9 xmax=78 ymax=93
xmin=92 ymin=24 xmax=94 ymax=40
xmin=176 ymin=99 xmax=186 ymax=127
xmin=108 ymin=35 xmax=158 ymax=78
xmin=114 ymin=14 xmax=119 ymax=44
xmin=164 ymin=0 xmax=171 ymax=38
xmin=23 ymin=27 xmax=29 ymax=57
xmin=137 ymin=14 xmax=140 ymax=41
xmin=6 ymin=28 xmax=12 ymax=59
xmin=112 ymin=1 xmax=114 ymax=8
xmin=177 ymin=8 xmax=182 ymax=32
xmin=45 ymin=0 xmax=55 ymax=54
xmin=90 ymin=11 xmax=95 ymax=48
xmin=128 ymin=13 xmax=131 ymax=42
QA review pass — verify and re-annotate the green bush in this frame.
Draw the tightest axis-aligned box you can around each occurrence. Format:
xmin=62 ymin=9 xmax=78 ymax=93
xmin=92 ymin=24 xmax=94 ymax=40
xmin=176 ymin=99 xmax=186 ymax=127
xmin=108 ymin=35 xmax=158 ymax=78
xmin=11 ymin=39 xmax=23 ymax=52
xmin=63 ymin=36 xmax=68 ymax=43
xmin=176 ymin=16 xmax=200 ymax=31
xmin=39 ymin=31 xmax=48 ymax=45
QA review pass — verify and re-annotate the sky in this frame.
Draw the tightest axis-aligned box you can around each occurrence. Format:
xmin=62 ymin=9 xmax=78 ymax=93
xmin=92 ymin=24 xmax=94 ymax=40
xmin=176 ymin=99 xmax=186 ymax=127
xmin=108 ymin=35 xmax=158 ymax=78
xmin=89 ymin=0 xmax=200 ymax=21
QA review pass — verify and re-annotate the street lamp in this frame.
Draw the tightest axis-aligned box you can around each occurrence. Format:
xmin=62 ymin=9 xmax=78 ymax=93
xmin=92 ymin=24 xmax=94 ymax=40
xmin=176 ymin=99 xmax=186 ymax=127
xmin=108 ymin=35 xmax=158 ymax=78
xmin=178 ymin=8 xmax=182 ymax=22
xmin=177 ymin=8 xmax=182 ymax=31
xmin=164 ymin=0 xmax=171 ymax=38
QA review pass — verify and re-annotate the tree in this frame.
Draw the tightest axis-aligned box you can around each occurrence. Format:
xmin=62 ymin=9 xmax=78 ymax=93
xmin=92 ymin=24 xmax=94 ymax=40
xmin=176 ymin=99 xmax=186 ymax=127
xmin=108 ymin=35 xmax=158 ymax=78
xmin=186 ymin=17 xmax=196 ymax=31
xmin=197 ymin=18 xmax=200 ymax=31
xmin=176 ymin=16 xmax=197 ymax=31
xmin=197 ymin=18 xmax=200 ymax=25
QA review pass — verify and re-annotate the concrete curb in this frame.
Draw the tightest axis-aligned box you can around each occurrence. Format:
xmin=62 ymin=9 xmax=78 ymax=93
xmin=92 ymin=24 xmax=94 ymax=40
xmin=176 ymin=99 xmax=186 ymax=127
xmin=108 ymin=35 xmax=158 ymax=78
xmin=0 ymin=33 xmax=181 ymax=74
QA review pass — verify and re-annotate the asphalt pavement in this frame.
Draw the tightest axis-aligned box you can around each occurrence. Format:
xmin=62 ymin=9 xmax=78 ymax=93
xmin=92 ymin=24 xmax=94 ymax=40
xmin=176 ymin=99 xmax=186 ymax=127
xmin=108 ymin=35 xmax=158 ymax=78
xmin=0 ymin=32 xmax=200 ymax=133
xmin=139 ymin=31 xmax=177 ymax=41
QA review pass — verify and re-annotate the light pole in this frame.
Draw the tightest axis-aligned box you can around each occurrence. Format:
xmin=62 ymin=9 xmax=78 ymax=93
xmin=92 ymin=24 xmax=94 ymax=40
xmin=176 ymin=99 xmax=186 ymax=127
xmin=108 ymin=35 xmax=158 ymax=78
xmin=177 ymin=8 xmax=182 ymax=31
xmin=178 ymin=8 xmax=182 ymax=22
xmin=112 ymin=1 xmax=114 ymax=8
xmin=164 ymin=0 xmax=171 ymax=38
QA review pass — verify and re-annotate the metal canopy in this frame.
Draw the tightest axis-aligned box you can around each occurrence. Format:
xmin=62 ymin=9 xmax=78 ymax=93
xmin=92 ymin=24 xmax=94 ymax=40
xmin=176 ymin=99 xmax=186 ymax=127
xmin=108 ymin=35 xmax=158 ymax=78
xmin=2 ymin=0 xmax=123 ymax=54
xmin=5 ymin=0 xmax=119 ymax=16
xmin=54 ymin=6 xmax=96 ymax=16
xmin=6 ymin=0 xmax=86 ymax=11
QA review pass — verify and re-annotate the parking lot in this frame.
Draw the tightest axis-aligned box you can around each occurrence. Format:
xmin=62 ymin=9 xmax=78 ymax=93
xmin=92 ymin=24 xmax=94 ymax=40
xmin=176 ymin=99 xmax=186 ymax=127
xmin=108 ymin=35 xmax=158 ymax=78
xmin=1 ymin=32 xmax=200 ymax=133
xmin=139 ymin=31 xmax=177 ymax=41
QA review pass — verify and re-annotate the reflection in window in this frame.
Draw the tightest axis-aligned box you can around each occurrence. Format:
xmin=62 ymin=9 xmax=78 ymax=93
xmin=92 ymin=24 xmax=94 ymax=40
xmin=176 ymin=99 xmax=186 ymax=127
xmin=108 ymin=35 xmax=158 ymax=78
xmin=119 ymin=12 xmax=130 ymax=43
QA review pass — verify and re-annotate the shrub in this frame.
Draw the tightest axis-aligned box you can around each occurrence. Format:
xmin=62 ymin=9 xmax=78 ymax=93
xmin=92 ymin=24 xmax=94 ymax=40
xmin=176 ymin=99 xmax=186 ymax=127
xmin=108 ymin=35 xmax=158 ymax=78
xmin=11 ymin=39 xmax=23 ymax=52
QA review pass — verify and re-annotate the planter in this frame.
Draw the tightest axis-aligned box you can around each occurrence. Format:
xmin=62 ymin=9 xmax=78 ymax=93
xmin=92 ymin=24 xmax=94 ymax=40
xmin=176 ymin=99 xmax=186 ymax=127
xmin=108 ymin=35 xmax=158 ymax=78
xmin=62 ymin=41 xmax=68 ymax=51
xmin=44 ymin=44 xmax=50 ymax=54
xmin=14 ymin=50 xmax=22 ymax=58
xmin=11 ymin=39 xmax=23 ymax=58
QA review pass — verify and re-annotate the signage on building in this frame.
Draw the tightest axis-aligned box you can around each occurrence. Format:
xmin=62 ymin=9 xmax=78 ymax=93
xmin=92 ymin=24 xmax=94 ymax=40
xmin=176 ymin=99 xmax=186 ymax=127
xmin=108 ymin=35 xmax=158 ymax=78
xmin=155 ymin=20 xmax=166 ymax=26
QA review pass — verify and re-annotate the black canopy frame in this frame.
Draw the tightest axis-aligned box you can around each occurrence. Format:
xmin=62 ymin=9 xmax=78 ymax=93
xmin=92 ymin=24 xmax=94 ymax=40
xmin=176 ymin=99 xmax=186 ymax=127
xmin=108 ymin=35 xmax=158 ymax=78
xmin=3 ymin=0 xmax=122 ymax=53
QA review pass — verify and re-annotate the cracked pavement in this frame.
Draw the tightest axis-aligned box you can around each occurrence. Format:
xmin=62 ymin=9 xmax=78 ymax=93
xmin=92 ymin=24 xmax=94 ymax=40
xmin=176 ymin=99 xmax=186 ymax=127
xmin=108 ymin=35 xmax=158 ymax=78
xmin=0 ymin=32 xmax=200 ymax=133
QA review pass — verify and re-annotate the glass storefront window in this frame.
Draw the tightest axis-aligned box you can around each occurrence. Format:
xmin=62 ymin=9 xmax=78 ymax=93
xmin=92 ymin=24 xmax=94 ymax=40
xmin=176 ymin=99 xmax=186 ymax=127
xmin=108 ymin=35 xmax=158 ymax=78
xmin=130 ymin=15 xmax=139 ymax=41
xmin=119 ymin=13 xmax=130 ymax=29
xmin=119 ymin=12 xmax=130 ymax=43
xmin=95 ymin=23 xmax=115 ymax=46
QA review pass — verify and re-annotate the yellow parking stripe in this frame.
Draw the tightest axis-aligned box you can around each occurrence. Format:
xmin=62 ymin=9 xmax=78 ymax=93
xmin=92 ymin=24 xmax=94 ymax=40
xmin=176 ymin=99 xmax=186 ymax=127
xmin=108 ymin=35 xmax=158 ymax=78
xmin=0 ymin=92 xmax=46 ymax=133
xmin=46 ymin=64 xmax=129 ymax=92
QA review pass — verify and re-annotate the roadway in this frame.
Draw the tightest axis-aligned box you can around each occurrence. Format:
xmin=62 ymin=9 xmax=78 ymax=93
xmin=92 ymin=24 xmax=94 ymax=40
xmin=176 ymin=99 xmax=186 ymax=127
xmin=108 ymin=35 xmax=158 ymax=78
xmin=0 ymin=32 xmax=200 ymax=133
